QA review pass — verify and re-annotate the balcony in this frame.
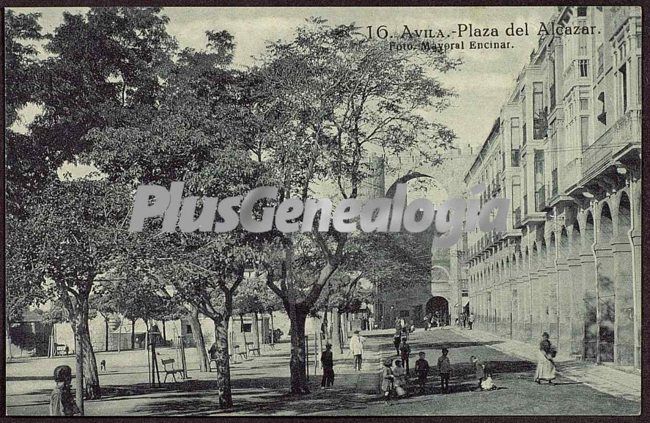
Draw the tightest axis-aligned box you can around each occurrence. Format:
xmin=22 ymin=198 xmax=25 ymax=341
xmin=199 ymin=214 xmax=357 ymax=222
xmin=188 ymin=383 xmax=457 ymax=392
xmin=535 ymin=186 xmax=546 ymax=212
xmin=582 ymin=110 xmax=641 ymax=181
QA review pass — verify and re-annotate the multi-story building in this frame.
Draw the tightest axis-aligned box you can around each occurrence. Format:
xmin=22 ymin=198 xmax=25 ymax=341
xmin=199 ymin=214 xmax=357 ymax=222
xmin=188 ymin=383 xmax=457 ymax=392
xmin=461 ymin=6 xmax=641 ymax=369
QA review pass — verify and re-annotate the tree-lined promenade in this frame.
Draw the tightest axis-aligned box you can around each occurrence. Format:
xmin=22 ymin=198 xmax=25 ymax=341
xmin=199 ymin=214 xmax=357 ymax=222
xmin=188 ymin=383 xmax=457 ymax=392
xmin=6 ymin=7 xmax=460 ymax=413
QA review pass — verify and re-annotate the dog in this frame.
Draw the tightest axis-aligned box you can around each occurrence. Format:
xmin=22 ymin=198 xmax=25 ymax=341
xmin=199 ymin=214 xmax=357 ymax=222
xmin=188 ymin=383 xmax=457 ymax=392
xmin=100 ymin=359 xmax=106 ymax=372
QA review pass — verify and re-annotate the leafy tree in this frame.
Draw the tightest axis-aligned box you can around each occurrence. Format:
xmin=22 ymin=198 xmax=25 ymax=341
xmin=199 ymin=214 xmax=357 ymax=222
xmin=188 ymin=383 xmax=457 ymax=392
xmin=85 ymin=30 xmax=264 ymax=408
xmin=254 ymin=18 xmax=458 ymax=393
xmin=24 ymin=179 xmax=132 ymax=400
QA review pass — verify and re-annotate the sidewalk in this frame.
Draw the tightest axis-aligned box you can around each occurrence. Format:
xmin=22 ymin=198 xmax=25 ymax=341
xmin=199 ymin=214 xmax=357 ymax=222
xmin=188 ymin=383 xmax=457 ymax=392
xmin=450 ymin=326 xmax=641 ymax=402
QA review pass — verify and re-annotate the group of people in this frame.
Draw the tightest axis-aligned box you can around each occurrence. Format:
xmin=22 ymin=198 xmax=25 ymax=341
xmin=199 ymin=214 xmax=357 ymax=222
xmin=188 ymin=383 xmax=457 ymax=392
xmin=456 ymin=312 xmax=474 ymax=330
xmin=381 ymin=348 xmax=453 ymax=399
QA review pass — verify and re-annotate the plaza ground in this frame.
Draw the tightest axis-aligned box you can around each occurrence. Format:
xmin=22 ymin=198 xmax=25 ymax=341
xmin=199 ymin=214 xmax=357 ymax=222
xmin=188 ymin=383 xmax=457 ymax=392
xmin=5 ymin=327 xmax=640 ymax=416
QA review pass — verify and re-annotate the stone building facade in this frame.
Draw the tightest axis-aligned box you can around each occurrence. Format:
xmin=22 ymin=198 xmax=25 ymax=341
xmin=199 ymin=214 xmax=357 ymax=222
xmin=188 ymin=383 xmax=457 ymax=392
xmin=461 ymin=6 xmax=641 ymax=369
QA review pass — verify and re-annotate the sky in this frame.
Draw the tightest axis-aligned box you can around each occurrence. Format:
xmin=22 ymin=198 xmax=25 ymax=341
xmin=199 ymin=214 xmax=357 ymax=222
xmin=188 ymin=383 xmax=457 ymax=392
xmin=10 ymin=6 xmax=556 ymax=178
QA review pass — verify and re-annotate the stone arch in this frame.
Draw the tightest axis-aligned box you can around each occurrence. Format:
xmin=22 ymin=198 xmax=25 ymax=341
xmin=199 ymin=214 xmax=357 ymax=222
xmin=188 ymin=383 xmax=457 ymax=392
xmin=599 ymin=202 xmax=614 ymax=244
xmin=617 ymin=191 xmax=632 ymax=237
xmin=570 ymin=221 xmax=581 ymax=256
xmin=559 ymin=227 xmax=569 ymax=257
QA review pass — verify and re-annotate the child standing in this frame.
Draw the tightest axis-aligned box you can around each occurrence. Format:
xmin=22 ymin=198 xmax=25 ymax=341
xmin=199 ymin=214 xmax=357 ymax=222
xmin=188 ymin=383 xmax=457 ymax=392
xmin=414 ymin=352 xmax=430 ymax=393
xmin=49 ymin=365 xmax=80 ymax=416
xmin=392 ymin=359 xmax=408 ymax=397
xmin=399 ymin=339 xmax=411 ymax=374
xmin=381 ymin=359 xmax=395 ymax=399
xmin=321 ymin=343 xmax=335 ymax=388
xmin=470 ymin=355 xmax=486 ymax=391
xmin=437 ymin=348 xmax=452 ymax=393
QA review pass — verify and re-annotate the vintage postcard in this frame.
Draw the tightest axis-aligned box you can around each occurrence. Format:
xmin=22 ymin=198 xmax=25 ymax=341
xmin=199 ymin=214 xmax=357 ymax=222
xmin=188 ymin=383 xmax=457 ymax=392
xmin=4 ymin=3 xmax=643 ymax=416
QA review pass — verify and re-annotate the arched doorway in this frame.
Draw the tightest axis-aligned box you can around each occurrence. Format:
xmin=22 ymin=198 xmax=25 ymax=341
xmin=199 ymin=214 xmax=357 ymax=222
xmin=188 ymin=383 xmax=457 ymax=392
xmin=426 ymin=296 xmax=449 ymax=326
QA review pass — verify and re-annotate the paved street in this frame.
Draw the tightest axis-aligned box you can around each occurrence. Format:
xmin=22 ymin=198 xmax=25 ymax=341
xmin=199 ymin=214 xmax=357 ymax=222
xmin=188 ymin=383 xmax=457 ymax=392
xmin=5 ymin=328 xmax=640 ymax=416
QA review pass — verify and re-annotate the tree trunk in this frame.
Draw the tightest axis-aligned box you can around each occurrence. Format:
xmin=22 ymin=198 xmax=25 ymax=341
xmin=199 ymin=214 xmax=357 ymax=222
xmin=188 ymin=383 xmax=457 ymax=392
xmin=74 ymin=319 xmax=101 ymax=400
xmin=74 ymin=333 xmax=84 ymax=415
xmin=130 ymin=319 xmax=136 ymax=350
xmin=252 ymin=312 xmax=260 ymax=349
xmin=288 ymin=308 xmax=310 ymax=394
xmin=188 ymin=307 xmax=209 ymax=373
xmin=331 ymin=308 xmax=342 ymax=354
xmin=162 ymin=319 xmax=167 ymax=342
xmin=270 ymin=312 xmax=275 ymax=345
xmin=213 ymin=317 xmax=233 ymax=408
xmin=104 ymin=317 xmax=109 ymax=352
xmin=340 ymin=312 xmax=348 ymax=345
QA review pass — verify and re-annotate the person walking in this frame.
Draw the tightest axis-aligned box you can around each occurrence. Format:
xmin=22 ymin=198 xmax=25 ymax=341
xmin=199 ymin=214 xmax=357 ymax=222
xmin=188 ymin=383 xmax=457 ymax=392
xmin=437 ymin=348 xmax=452 ymax=393
xmin=415 ymin=352 xmax=430 ymax=393
xmin=349 ymin=330 xmax=365 ymax=371
xmin=399 ymin=338 xmax=411 ymax=375
xmin=534 ymin=332 xmax=557 ymax=384
xmin=468 ymin=312 xmax=475 ymax=330
xmin=321 ymin=343 xmax=335 ymax=388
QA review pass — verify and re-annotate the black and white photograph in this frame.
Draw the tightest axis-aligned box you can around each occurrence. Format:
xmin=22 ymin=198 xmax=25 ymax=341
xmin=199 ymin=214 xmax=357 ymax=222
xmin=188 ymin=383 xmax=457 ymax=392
xmin=3 ymin=3 xmax=643 ymax=416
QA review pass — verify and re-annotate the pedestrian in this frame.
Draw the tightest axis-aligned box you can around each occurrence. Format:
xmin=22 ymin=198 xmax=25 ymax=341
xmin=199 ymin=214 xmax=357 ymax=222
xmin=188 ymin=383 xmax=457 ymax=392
xmin=393 ymin=325 xmax=402 ymax=355
xmin=414 ymin=351 xmax=430 ymax=393
xmin=470 ymin=355 xmax=486 ymax=391
xmin=50 ymin=365 xmax=80 ymax=416
xmin=321 ymin=343 xmax=335 ymax=388
xmin=349 ymin=330 xmax=365 ymax=371
xmin=534 ymin=332 xmax=557 ymax=385
xmin=64 ymin=345 xmax=69 ymax=356
xmin=468 ymin=312 xmax=475 ymax=330
xmin=461 ymin=312 xmax=467 ymax=328
xmin=437 ymin=348 xmax=451 ymax=393
xmin=381 ymin=358 xmax=395 ymax=399
xmin=392 ymin=359 xmax=408 ymax=397
xmin=399 ymin=338 xmax=411 ymax=374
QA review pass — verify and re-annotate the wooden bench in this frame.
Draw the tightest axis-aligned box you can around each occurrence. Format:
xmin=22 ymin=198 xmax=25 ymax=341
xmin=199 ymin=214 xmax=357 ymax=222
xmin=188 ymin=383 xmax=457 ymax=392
xmin=161 ymin=359 xmax=184 ymax=383
xmin=246 ymin=342 xmax=261 ymax=357
xmin=231 ymin=345 xmax=247 ymax=362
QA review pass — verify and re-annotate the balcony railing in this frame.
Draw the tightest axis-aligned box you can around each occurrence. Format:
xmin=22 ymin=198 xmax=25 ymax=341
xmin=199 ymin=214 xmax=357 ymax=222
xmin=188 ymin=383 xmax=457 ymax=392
xmin=582 ymin=110 xmax=641 ymax=179
xmin=562 ymin=157 xmax=582 ymax=191
xmin=535 ymin=186 xmax=546 ymax=212
xmin=551 ymin=168 xmax=558 ymax=197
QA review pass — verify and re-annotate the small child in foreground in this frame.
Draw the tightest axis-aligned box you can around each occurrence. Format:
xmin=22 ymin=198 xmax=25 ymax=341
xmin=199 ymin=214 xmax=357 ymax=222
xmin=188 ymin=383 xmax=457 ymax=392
xmin=50 ymin=365 xmax=80 ymax=416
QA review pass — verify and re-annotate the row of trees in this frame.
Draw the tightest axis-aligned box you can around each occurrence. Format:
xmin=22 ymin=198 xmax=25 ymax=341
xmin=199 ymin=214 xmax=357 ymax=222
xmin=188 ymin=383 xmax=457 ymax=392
xmin=5 ymin=8 xmax=458 ymax=409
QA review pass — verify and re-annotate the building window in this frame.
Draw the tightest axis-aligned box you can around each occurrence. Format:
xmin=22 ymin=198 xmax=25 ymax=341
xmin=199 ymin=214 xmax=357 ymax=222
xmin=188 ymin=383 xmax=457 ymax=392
xmin=597 ymin=92 xmax=607 ymax=125
xmin=580 ymin=116 xmax=590 ymax=149
xmin=579 ymin=34 xmax=587 ymax=56
xmin=597 ymin=44 xmax=604 ymax=76
xmin=532 ymin=82 xmax=546 ymax=139
xmin=578 ymin=59 xmax=589 ymax=77
xmin=186 ymin=325 xmax=193 ymax=334
xmin=242 ymin=323 xmax=252 ymax=333
xmin=577 ymin=6 xmax=587 ymax=17
xmin=619 ymin=63 xmax=628 ymax=113
xmin=580 ymin=98 xmax=589 ymax=111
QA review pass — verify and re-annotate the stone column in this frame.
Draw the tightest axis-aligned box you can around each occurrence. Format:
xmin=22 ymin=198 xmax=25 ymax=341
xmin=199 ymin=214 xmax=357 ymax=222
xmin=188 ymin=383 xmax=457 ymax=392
xmin=556 ymin=259 xmax=572 ymax=356
xmin=631 ymin=229 xmax=641 ymax=369
xmin=594 ymin=244 xmax=615 ymax=363
xmin=580 ymin=250 xmax=598 ymax=361
xmin=611 ymin=239 xmax=634 ymax=365
xmin=567 ymin=255 xmax=585 ymax=357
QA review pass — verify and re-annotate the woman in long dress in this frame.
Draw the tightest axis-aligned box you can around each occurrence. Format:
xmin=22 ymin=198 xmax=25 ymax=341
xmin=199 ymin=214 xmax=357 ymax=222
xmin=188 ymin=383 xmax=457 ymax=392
xmin=534 ymin=332 xmax=557 ymax=384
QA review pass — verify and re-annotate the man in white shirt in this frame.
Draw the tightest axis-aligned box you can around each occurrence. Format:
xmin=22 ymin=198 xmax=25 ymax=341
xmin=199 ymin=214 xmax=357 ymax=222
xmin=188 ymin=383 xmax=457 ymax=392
xmin=349 ymin=330 xmax=366 ymax=371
